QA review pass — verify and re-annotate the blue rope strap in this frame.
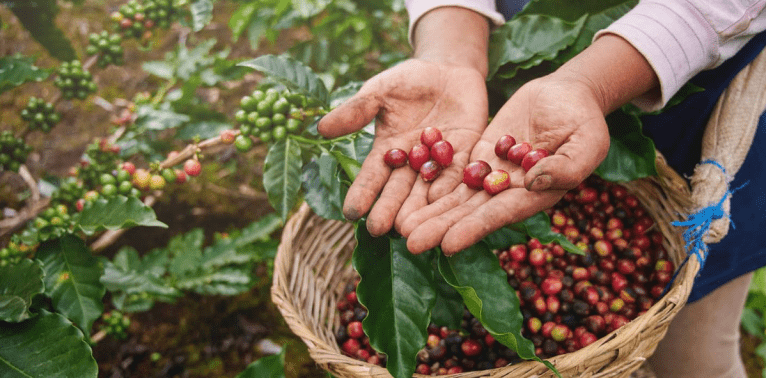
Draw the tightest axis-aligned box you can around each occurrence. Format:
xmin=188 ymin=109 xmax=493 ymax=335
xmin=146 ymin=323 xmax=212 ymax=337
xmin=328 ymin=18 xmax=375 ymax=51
xmin=666 ymin=160 xmax=747 ymax=291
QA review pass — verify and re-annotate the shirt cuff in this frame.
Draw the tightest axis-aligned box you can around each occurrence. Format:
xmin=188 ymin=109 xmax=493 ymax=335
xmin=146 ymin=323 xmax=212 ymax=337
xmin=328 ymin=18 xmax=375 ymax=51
xmin=406 ymin=0 xmax=506 ymax=46
xmin=593 ymin=1 xmax=719 ymax=111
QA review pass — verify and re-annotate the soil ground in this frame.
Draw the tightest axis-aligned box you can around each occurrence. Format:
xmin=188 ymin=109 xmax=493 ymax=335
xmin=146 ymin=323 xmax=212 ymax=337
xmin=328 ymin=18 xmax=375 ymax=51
xmin=0 ymin=1 xmax=764 ymax=377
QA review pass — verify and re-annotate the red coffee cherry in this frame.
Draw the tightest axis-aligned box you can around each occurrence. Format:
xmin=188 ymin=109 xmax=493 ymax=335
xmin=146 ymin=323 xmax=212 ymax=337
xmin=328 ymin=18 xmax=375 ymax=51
xmin=430 ymin=140 xmax=454 ymax=167
xmin=483 ymin=170 xmax=510 ymax=195
xmin=463 ymin=160 xmax=492 ymax=190
xmin=408 ymin=144 xmax=430 ymax=171
xmin=507 ymin=142 xmax=533 ymax=165
xmin=494 ymin=135 xmax=516 ymax=159
xmin=383 ymin=148 xmax=408 ymax=168
xmin=420 ymin=161 xmax=441 ymax=182
xmin=420 ymin=127 xmax=443 ymax=148
xmin=521 ymin=148 xmax=550 ymax=172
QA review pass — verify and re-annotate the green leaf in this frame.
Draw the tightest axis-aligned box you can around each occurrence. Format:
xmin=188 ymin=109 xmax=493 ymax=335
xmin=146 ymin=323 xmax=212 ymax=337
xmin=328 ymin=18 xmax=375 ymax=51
xmin=329 ymin=150 xmax=361 ymax=184
xmin=176 ymin=267 xmax=253 ymax=295
xmin=437 ymin=245 xmax=560 ymax=377
xmin=0 ymin=55 xmax=50 ymax=94
xmin=235 ymin=346 xmax=286 ymax=378
xmin=232 ymin=214 xmax=283 ymax=248
xmin=238 ymin=54 xmax=330 ymax=107
xmin=756 ymin=341 xmax=766 ymax=367
xmin=291 ymin=0 xmax=332 ymax=18
xmin=594 ymin=109 xmax=658 ymax=181
xmin=741 ymin=308 xmax=764 ymax=338
xmin=0 ymin=311 xmax=97 ymax=378
xmin=430 ymin=273 xmax=464 ymax=330
xmin=488 ymin=14 xmax=586 ymax=79
xmin=0 ymin=259 xmax=45 ymax=323
xmin=76 ymin=196 xmax=167 ymax=234
xmin=134 ymin=105 xmax=191 ymax=131
xmin=190 ymin=0 xmax=214 ymax=32
xmin=624 ymin=83 xmax=705 ymax=117
xmin=331 ymin=130 xmax=374 ymax=166
xmin=168 ymin=229 xmax=205 ymax=277
xmin=247 ymin=14 xmax=269 ymax=50
xmin=482 ymin=226 xmax=527 ymax=250
xmin=510 ymin=212 xmax=584 ymax=255
xmin=6 ymin=0 xmax=76 ymax=61
xmin=37 ymin=236 xmax=105 ymax=332
xmin=264 ymin=138 xmax=303 ymax=221
xmin=100 ymin=249 xmax=180 ymax=298
xmin=142 ymin=61 xmax=174 ymax=79
xmin=353 ymin=223 xmax=436 ymax=378
xmin=329 ymin=81 xmax=363 ymax=108
xmin=229 ymin=3 xmax=257 ymax=41
xmin=518 ymin=0 xmax=634 ymax=20
xmin=750 ymin=267 xmax=766 ymax=296
xmin=302 ymin=154 xmax=345 ymax=221
xmin=176 ymin=120 xmax=233 ymax=140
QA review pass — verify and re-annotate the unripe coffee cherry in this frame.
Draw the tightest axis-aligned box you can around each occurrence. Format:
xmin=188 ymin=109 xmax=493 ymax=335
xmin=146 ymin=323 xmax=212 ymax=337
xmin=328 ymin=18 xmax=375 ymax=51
xmin=420 ymin=127 xmax=442 ymax=147
xmin=463 ymin=160 xmax=492 ymax=190
xmin=495 ymin=135 xmax=516 ymax=159
xmin=430 ymin=140 xmax=453 ymax=167
xmin=507 ymin=142 xmax=532 ymax=165
xmin=384 ymin=148 xmax=408 ymax=168
xmin=483 ymin=169 xmax=510 ymax=195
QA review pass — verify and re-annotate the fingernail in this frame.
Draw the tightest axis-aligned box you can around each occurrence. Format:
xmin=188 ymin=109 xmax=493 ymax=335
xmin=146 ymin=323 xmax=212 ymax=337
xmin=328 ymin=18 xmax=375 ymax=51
xmin=344 ymin=208 xmax=362 ymax=221
xmin=529 ymin=175 xmax=552 ymax=191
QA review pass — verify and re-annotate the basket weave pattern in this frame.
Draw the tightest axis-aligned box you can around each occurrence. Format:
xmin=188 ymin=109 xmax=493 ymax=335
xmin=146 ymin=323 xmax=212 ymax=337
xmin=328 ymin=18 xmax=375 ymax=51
xmin=272 ymin=155 xmax=698 ymax=378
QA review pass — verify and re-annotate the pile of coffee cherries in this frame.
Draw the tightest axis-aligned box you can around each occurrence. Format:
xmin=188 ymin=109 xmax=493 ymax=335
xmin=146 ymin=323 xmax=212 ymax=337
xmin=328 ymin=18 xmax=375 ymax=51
xmin=335 ymin=175 xmax=675 ymax=374
xmin=383 ymin=127 xmax=454 ymax=182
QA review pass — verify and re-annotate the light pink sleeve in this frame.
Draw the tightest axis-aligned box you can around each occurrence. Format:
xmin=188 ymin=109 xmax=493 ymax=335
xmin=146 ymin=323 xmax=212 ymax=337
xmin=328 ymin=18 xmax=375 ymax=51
xmin=594 ymin=0 xmax=766 ymax=111
xmin=405 ymin=0 xmax=506 ymax=45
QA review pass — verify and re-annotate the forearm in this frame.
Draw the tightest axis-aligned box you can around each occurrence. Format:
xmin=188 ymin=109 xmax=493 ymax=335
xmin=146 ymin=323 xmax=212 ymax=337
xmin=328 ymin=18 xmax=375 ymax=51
xmin=554 ymin=34 xmax=660 ymax=115
xmin=412 ymin=7 xmax=491 ymax=77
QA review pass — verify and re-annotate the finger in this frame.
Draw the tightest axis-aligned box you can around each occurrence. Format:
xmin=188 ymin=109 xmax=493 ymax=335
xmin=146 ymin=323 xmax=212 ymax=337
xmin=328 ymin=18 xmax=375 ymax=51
xmin=342 ymin=145 xmax=392 ymax=220
xmin=366 ymin=167 xmax=417 ymax=237
xmin=406 ymin=190 xmax=490 ymax=254
xmin=400 ymin=184 xmax=478 ymax=237
xmin=426 ymin=142 xmax=472 ymax=203
xmin=394 ymin=179 xmax=430 ymax=236
xmin=524 ymin=122 xmax=610 ymax=192
xmin=317 ymin=84 xmax=381 ymax=138
xmin=440 ymin=189 xmax=565 ymax=255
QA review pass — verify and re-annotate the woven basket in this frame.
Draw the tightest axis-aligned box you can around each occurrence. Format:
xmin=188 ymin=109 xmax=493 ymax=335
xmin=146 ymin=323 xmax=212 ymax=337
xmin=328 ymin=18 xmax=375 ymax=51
xmin=271 ymin=152 xmax=703 ymax=378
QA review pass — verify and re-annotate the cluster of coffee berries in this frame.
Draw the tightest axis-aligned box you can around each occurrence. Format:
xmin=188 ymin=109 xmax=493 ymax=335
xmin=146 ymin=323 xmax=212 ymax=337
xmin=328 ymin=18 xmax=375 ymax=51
xmin=29 ymin=204 xmax=73 ymax=243
xmin=50 ymin=178 xmax=87 ymax=209
xmin=99 ymin=169 xmax=141 ymax=198
xmin=235 ymin=88 xmax=307 ymax=147
xmin=494 ymin=135 xmax=549 ymax=172
xmin=384 ymin=127 xmax=454 ymax=182
xmin=86 ymin=32 xmax=124 ymax=67
xmin=77 ymin=139 xmax=121 ymax=188
xmin=0 ymin=131 xmax=32 ymax=172
xmin=112 ymin=0 xmax=175 ymax=40
xmin=54 ymin=61 xmax=97 ymax=100
xmin=20 ymin=97 xmax=60 ymax=133
xmin=0 ymin=240 xmax=34 ymax=267
xmin=100 ymin=311 xmax=131 ymax=340
xmin=334 ymin=279 xmax=387 ymax=367
xmin=498 ymin=176 xmax=673 ymax=359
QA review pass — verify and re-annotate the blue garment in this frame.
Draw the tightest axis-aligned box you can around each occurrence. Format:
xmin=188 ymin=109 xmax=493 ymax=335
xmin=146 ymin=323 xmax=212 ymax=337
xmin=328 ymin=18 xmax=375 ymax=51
xmin=496 ymin=1 xmax=766 ymax=301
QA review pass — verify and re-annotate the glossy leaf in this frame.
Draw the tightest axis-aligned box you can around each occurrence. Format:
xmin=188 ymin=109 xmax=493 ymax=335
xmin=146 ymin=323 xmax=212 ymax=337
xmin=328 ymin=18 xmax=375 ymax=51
xmin=510 ymin=212 xmax=584 ymax=255
xmin=134 ymin=105 xmax=191 ymax=131
xmin=594 ymin=109 xmax=657 ymax=181
xmin=238 ymin=54 xmax=330 ymax=107
xmin=437 ymin=245 xmax=560 ymax=377
xmin=190 ymin=0 xmax=214 ymax=31
xmin=167 ymin=229 xmax=205 ymax=277
xmin=430 ymin=272 xmax=464 ymax=330
xmin=232 ymin=214 xmax=283 ymax=247
xmin=302 ymin=154 xmax=345 ymax=221
xmin=37 ymin=236 xmax=105 ymax=332
xmin=482 ymin=226 xmax=527 ymax=250
xmin=353 ymin=223 xmax=436 ymax=378
xmin=0 ymin=55 xmax=50 ymax=94
xmin=76 ymin=196 xmax=167 ymax=235
xmin=264 ymin=138 xmax=303 ymax=221
xmin=741 ymin=308 xmax=764 ymax=338
xmin=0 ymin=311 xmax=97 ymax=378
xmin=329 ymin=81 xmax=363 ymax=108
xmin=488 ymin=14 xmax=586 ymax=79
xmin=235 ymin=346 xmax=286 ymax=378
xmin=7 ymin=0 xmax=76 ymax=61
xmin=100 ymin=248 xmax=180 ymax=298
xmin=176 ymin=267 xmax=253 ymax=296
xmin=0 ymin=259 xmax=45 ymax=323
xmin=517 ymin=0 xmax=634 ymax=20
xmin=229 ymin=3 xmax=257 ymax=41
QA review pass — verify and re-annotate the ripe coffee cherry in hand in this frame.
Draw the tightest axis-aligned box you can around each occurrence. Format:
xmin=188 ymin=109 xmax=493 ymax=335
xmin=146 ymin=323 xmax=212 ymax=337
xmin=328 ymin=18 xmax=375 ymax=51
xmin=521 ymin=149 xmax=550 ymax=172
xmin=430 ymin=140 xmax=453 ymax=167
xmin=463 ymin=160 xmax=492 ymax=190
xmin=420 ymin=161 xmax=441 ymax=182
xmin=383 ymin=148 xmax=408 ymax=168
xmin=495 ymin=135 xmax=516 ymax=159
xmin=184 ymin=159 xmax=202 ymax=177
xmin=507 ymin=142 xmax=533 ymax=165
xmin=420 ymin=127 xmax=443 ymax=147
xmin=483 ymin=170 xmax=510 ymax=195
xmin=408 ymin=144 xmax=430 ymax=171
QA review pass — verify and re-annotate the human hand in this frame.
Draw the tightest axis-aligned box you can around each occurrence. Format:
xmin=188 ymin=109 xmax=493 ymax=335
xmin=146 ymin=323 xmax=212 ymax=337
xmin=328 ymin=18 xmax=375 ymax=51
xmin=397 ymin=73 xmax=611 ymax=254
xmin=317 ymin=58 xmax=489 ymax=236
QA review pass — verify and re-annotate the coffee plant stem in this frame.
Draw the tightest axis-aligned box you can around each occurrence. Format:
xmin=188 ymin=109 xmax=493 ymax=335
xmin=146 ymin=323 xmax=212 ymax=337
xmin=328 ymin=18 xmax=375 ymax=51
xmin=289 ymin=133 xmax=353 ymax=147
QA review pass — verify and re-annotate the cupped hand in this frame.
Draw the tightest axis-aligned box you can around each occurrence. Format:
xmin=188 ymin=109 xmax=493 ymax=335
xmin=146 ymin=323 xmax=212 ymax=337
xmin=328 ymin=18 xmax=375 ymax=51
xmin=398 ymin=73 xmax=612 ymax=255
xmin=317 ymin=59 xmax=489 ymax=237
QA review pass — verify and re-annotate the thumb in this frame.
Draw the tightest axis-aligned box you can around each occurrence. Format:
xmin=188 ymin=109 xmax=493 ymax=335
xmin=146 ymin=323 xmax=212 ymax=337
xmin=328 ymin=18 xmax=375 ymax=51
xmin=317 ymin=83 xmax=382 ymax=138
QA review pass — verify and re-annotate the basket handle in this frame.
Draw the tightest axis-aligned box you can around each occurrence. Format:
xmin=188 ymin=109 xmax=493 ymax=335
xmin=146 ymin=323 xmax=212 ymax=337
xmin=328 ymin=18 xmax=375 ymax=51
xmin=689 ymin=48 xmax=766 ymax=244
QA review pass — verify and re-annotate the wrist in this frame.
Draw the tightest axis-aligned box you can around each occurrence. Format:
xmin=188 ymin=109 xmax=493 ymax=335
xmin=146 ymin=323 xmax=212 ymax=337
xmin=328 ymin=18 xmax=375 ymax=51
xmin=553 ymin=34 xmax=660 ymax=114
xmin=412 ymin=7 xmax=490 ymax=77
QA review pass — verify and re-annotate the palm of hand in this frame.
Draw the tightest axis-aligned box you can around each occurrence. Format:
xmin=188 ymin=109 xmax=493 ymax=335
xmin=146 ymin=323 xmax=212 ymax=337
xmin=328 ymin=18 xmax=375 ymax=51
xmin=319 ymin=59 xmax=489 ymax=237
xmin=398 ymin=76 xmax=611 ymax=255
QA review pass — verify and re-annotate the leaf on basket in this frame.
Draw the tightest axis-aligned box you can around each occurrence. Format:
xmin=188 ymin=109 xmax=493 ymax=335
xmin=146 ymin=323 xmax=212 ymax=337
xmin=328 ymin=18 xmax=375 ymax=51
xmin=437 ymin=244 xmax=562 ymax=378
xmin=352 ymin=222 xmax=436 ymax=378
